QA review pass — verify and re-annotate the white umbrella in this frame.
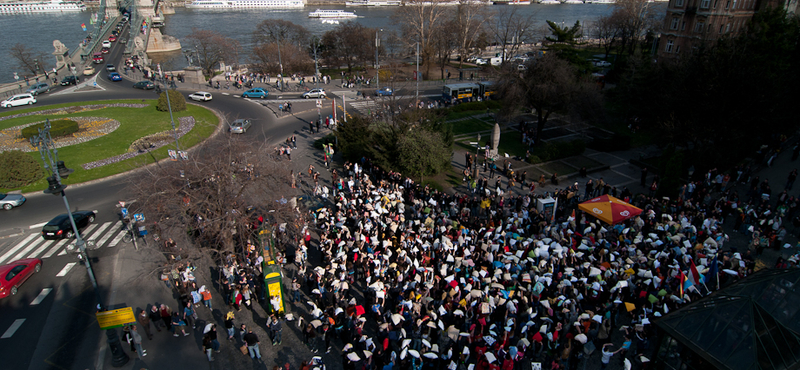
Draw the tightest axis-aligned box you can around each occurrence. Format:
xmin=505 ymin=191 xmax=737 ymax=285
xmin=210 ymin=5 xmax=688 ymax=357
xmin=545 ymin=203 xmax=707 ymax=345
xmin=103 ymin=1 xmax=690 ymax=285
xmin=485 ymin=352 xmax=497 ymax=363
xmin=624 ymin=358 xmax=631 ymax=370
xmin=402 ymin=339 xmax=412 ymax=349
xmin=723 ymin=269 xmax=738 ymax=275
xmin=574 ymin=334 xmax=588 ymax=344
xmin=391 ymin=314 xmax=404 ymax=325
xmin=343 ymin=343 xmax=353 ymax=351
xmin=491 ymin=283 xmax=505 ymax=289
xmin=592 ymin=315 xmax=603 ymax=324
xmin=423 ymin=352 xmax=438 ymax=359
xmin=400 ymin=347 xmax=408 ymax=360
xmin=518 ymin=338 xmax=530 ymax=347
xmin=203 ymin=323 xmax=214 ymax=334
xmin=363 ymin=350 xmax=373 ymax=359
xmin=453 ymin=309 xmax=465 ymax=316
xmin=408 ymin=349 xmax=420 ymax=359
xmin=310 ymin=320 xmax=323 ymax=328
xmin=422 ymin=339 xmax=431 ymax=348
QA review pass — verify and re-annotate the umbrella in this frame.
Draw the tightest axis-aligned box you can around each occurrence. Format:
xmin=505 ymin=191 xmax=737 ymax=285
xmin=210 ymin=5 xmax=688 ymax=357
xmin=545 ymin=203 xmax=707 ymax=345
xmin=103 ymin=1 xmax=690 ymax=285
xmin=491 ymin=283 xmax=505 ymax=289
xmin=355 ymin=305 xmax=365 ymax=316
xmin=347 ymin=352 xmax=361 ymax=362
xmin=363 ymin=350 xmax=373 ymax=359
xmin=203 ymin=323 xmax=214 ymax=334
xmin=519 ymin=338 xmax=531 ymax=347
xmin=578 ymin=195 xmax=643 ymax=225
xmin=486 ymin=352 xmax=497 ymax=363
xmin=625 ymin=302 xmax=636 ymax=312
xmin=379 ymin=323 xmax=389 ymax=330
xmin=400 ymin=348 xmax=408 ymax=360
xmin=408 ymin=349 xmax=420 ymax=359
xmin=422 ymin=339 xmax=431 ymax=348
xmin=423 ymin=352 xmax=438 ymax=359
xmin=483 ymin=336 xmax=496 ymax=345
xmin=592 ymin=315 xmax=603 ymax=324
xmin=344 ymin=343 xmax=354 ymax=351
xmin=391 ymin=314 xmax=404 ymax=325
xmin=575 ymin=334 xmax=588 ymax=344
xmin=723 ymin=269 xmax=739 ymax=275
xmin=311 ymin=319 xmax=323 ymax=328
xmin=402 ymin=339 xmax=412 ymax=348
xmin=453 ymin=309 xmax=465 ymax=316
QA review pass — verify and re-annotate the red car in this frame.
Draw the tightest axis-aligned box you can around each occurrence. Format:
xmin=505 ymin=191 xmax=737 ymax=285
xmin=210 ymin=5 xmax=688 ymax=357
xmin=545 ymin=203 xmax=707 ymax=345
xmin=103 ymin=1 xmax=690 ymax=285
xmin=0 ymin=258 xmax=42 ymax=298
xmin=108 ymin=35 xmax=117 ymax=42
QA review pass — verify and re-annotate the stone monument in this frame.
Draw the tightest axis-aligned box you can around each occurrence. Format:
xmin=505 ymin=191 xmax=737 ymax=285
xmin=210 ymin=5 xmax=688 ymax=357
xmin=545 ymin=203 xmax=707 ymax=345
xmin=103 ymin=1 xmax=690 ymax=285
xmin=489 ymin=122 xmax=500 ymax=160
xmin=52 ymin=40 xmax=69 ymax=70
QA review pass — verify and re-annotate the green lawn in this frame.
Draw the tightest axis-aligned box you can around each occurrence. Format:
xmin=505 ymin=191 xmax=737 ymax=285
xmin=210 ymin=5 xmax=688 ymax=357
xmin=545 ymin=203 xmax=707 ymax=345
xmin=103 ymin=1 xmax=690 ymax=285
xmin=1 ymin=99 xmax=219 ymax=193
xmin=452 ymin=118 xmax=492 ymax=136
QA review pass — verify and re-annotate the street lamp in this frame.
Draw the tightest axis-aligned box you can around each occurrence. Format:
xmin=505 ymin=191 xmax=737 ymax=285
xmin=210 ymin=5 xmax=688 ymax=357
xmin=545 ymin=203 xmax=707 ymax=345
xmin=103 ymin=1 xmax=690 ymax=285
xmin=375 ymin=29 xmax=382 ymax=90
xmin=30 ymin=121 xmax=129 ymax=367
xmin=157 ymin=64 xmax=182 ymax=156
xmin=474 ymin=133 xmax=481 ymax=180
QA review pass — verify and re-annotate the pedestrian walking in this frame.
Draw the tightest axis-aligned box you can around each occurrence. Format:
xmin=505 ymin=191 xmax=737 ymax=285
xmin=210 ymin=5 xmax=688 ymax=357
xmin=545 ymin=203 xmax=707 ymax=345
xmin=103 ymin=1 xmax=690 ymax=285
xmin=206 ymin=324 xmax=221 ymax=352
xmin=149 ymin=305 xmax=164 ymax=332
xmin=159 ymin=304 xmax=172 ymax=331
xmin=239 ymin=324 xmax=248 ymax=343
xmin=225 ymin=312 xmax=236 ymax=340
xmin=269 ymin=314 xmax=282 ymax=345
xmin=200 ymin=286 xmax=212 ymax=309
xmin=243 ymin=330 xmax=261 ymax=359
xmin=203 ymin=334 xmax=215 ymax=362
xmin=303 ymin=323 xmax=317 ymax=352
xmin=291 ymin=278 xmax=302 ymax=303
xmin=138 ymin=308 xmax=154 ymax=339
xmin=171 ymin=312 xmax=189 ymax=337
xmin=286 ymin=147 xmax=292 ymax=161
xmin=183 ymin=301 xmax=197 ymax=329
xmin=131 ymin=325 xmax=146 ymax=357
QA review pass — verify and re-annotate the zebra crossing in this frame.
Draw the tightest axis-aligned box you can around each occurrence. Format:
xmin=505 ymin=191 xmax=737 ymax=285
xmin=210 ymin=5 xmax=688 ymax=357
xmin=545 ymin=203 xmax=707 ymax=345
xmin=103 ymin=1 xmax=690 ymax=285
xmin=346 ymin=100 xmax=380 ymax=115
xmin=0 ymin=221 xmax=128 ymax=265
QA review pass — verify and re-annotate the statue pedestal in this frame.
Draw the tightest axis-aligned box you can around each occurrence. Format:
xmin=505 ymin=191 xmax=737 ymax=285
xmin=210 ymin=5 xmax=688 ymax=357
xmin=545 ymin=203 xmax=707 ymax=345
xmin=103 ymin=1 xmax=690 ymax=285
xmin=183 ymin=67 xmax=205 ymax=85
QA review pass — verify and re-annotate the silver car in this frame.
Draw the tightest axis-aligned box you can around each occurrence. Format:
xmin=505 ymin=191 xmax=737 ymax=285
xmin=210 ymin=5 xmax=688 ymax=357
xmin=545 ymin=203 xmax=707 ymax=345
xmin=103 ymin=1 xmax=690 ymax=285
xmin=0 ymin=193 xmax=26 ymax=210
xmin=229 ymin=119 xmax=252 ymax=134
xmin=302 ymin=88 xmax=326 ymax=99
xmin=26 ymin=83 xmax=50 ymax=96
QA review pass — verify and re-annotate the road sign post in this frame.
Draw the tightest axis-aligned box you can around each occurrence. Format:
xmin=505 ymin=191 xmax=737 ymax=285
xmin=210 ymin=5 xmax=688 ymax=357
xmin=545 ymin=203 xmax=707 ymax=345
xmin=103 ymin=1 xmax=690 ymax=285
xmin=96 ymin=307 xmax=136 ymax=330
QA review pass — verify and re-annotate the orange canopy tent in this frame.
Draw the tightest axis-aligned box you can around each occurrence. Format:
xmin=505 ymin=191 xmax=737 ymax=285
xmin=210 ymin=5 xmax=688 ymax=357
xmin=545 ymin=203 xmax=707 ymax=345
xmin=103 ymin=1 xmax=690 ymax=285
xmin=578 ymin=195 xmax=643 ymax=225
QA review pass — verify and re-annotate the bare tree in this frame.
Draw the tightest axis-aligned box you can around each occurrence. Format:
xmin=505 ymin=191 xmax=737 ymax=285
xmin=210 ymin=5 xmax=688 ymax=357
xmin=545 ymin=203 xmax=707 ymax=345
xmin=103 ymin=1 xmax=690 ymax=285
xmin=321 ymin=21 xmax=376 ymax=72
xmin=497 ymin=53 xmax=602 ymax=139
xmin=253 ymin=19 xmax=310 ymax=47
xmin=432 ymin=20 xmax=458 ymax=80
xmin=611 ymin=0 xmax=658 ymax=56
xmin=250 ymin=43 xmax=313 ymax=75
xmin=592 ymin=16 xmax=621 ymax=59
xmin=9 ymin=43 xmax=48 ymax=76
xmin=392 ymin=0 xmax=449 ymax=79
xmin=127 ymin=135 xmax=306 ymax=268
xmin=452 ymin=0 xmax=488 ymax=69
xmin=486 ymin=6 xmax=536 ymax=65
xmin=185 ymin=29 xmax=238 ymax=77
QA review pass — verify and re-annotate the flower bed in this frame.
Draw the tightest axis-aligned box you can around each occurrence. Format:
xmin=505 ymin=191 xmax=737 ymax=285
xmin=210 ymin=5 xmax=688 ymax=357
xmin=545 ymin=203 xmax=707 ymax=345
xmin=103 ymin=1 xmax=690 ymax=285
xmin=0 ymin=103 xmax=148 ymax=123
xmin=0 ymin=117 xmax=121 ymax=152
xmin=82 ymin=116 xmax=195 ymax=170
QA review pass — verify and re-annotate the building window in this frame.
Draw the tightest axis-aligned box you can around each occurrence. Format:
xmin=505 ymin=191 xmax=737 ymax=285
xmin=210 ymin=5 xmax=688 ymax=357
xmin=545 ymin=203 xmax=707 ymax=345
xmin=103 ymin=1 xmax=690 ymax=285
xmin=665 ymin=40 xmax=674 ymax=53
xmin=675 ymin=0 xmax=684 ymax=6
xmin=725 ymin=23 xmax=730 ymax=33
xmin=700 ymin=0 xmax=710 ymax=8
xmin=719 ymin=24 xmax=724 ymax=33
xmin=695 ymin=22 xmax=705 ymax=33
xmin=671 ymin=18 xmax=680 ymax=30
xmin=725 ymin=0 xmax=730 ymax=8
xmin=676 ymin=45 xmax=681 ymax=54
xmin=682 ymin=21 xmax=686 ymax=30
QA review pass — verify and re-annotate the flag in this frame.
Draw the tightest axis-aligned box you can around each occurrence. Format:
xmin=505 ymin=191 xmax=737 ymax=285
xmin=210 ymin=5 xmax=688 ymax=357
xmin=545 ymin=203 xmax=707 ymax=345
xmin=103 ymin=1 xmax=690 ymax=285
xmin=688 ymin=259 xmax=703 ymax=286
xmin=679 ymin=270 xmax=688 ymax=298
xmin=705 ymin=255 xmax=719 ymax=290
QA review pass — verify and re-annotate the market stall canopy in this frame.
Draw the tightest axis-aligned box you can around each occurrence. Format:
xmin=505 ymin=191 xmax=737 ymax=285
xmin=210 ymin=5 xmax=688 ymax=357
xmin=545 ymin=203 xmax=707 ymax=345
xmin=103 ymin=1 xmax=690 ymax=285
xmin=578 ymin=195 xmax=643 ymax=225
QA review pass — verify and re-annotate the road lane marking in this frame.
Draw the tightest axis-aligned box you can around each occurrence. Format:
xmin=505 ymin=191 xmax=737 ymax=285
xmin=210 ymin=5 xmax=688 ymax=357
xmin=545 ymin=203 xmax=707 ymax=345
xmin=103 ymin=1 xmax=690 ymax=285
xmin=88 ymin=222 xmax=112 ymax=242
xmin=108 ymin=229 xmax=126 ymax=247
xmin=42 ymin=239 xmax=68 ymax=259
xmin=27 ymin=240 xmax=56 ymax=259
xmin=80 ymin=224 xmax=98 ymax=238
xmin=11 ymin=237 xmax=46 ymax=261
xmin=0 ymin=234 xmax=38 ymax=265
xmin=30 ymin=288 xmax=52 ymax=306
xmin=56 ymin=262 xmax=76 ymax=277
xmin=29 ymin=222 xmax=47 ymax=229
xmin=95 ymin=221 xmax=120 ymax=247
xmin=1 ymin=319 xmax=25 ymax=339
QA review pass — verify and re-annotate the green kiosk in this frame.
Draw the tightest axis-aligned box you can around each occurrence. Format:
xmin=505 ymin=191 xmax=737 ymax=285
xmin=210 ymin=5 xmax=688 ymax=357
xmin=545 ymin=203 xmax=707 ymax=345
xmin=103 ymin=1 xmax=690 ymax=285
xmin=260 ymin=228 xmax=286 ymax=315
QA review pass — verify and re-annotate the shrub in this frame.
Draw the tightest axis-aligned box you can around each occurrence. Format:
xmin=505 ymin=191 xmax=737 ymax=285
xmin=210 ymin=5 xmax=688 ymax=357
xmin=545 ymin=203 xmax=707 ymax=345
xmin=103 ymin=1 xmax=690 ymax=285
xmin=527 ymin=155 xmax=543 ymax=164
xmin=485 ymin=100 xmax=502 ymax=110
xmin=128 ymin=132 xmax=174 ymax=152
xmin=450 ymin=101 xmax=488 ymax=113
xmin=313 ymin=134 xmax=336 ymax=150
xmin=157 ymin=90 xmax=187 ymax=112
xmin=0 ymin=150 xmax=44 ymax=189
xmin=21 ymin=119 xmax=80 ymax=139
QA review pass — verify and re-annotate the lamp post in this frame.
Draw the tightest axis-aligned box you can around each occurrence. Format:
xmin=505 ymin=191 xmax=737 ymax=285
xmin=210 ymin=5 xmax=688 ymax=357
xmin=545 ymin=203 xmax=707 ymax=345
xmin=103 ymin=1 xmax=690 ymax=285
xmin=30 ymin=121 xmax=129 ymax=367
xmin=474 ymin=133 xmax=481 ymax=180
xmin=313 ymin=36 xmax=321 ymax=128
xmin=275 ymin=33 xmax=284 ymax=91
xmin=375 ymin=29 xmax=382 ymax=90
xmin=157 ymin=64 xmax=181 ymax=155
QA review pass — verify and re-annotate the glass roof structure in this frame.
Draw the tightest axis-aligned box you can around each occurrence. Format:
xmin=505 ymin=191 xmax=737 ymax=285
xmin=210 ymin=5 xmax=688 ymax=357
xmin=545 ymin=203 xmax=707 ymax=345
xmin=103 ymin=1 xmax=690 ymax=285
xmin=656 ymin=269 xmax=800 ymax=370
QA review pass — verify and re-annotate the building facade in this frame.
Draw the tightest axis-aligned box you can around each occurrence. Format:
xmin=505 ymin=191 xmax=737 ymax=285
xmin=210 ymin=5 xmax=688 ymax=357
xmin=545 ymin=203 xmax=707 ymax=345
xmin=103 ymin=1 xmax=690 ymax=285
xmin=658 ymin=0 xmax=797 ymax=60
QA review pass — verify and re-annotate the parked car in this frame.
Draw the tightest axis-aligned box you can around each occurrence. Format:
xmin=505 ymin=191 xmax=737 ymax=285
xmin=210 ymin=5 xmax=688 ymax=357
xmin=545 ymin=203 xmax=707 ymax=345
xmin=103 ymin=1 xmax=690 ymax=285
xmin=302 ymin=88 xmax=326 ymax=99
xmin=228 ymin=118 xmax=252 ymax=134
xmin=108 ymin=35 xmax=117 ymax=42
xmin=83 ymin=65 xmax=96 ymax=76
xmin=101 ymin=47 xmax=110 ymax=54
xmin=375 ymin=87 xmax=393 ymax=96
xmin=188 ymin=91 xmax=213 ymax=102
xmin=41 ymin=211 xmax=95 ymax=240
xmin=133 ymin=80 xmax=155 ymax=90
xmin=60 ymin=76 xmax=78 ymax=86
xmin=92 ymin=52 xmax=104 ymax=64
xmin=106 ymin=64 xmax=116 ymax=72
xmin=1 ymin=94 xmax=36 ymax=108
xmin=241 ymin=88 xmax=269 ymax=99
xmin=107 ymin=72 xmax=122 ymax=81
xmin=591 ymin=59 xmax=611 ymax=68
xmin=102 ymin=40 xmax=112 ymax=48
xmin=0 ymin=193 xmax=25 ymax=210
xmin=26 ymin=82 xmax=49 ymax=96
xmin=0 ymin=258 xmax=43 ymax=298
xmin=475 ymin=58 xmax=488 ymax=66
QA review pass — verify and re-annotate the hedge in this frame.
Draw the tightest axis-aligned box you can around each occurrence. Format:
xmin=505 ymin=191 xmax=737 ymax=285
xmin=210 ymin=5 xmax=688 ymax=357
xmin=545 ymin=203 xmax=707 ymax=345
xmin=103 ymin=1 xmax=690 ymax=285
xmin=21 ymin=119 xmax=79 ymax=139
xmin=157 ymin=90 xmax=187 ymax=112
xmin=0 ymin=150 xmax=44 ymax=189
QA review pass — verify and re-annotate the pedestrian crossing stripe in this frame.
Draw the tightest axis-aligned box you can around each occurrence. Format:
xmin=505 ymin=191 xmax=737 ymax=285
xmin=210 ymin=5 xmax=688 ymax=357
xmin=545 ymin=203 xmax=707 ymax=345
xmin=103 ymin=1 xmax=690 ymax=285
xmin=0 ymin=221 xmax=127 ymax=265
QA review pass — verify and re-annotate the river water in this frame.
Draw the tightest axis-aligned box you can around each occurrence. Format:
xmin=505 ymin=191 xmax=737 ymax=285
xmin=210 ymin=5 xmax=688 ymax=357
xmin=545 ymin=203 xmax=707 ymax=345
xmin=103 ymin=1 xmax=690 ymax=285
xmin=0 ymin=3 xmax=665 ymax=83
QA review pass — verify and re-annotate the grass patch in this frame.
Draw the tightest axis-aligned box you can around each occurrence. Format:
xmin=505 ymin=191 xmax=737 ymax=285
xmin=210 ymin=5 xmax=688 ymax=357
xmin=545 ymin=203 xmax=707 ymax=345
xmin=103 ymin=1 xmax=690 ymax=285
xmin=452 ymin=118 xmax=492 ymax=136
xmin=496 ymin=131 xmax=528 ymax=158
xmin=0 ymin=100 xmax=219 ymax=193
xmin=541 ymin=161 xmax=578 ymax=177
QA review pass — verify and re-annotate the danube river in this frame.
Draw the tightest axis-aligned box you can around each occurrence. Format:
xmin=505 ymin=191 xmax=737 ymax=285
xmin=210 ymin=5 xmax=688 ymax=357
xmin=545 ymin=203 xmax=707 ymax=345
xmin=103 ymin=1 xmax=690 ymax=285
xmin=0 ymin=3 xmax=665 ymax=83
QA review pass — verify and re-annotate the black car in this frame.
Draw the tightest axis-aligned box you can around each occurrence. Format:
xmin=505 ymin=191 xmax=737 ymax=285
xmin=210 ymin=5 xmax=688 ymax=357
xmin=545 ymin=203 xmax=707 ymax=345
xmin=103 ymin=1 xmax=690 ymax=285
xmin=41 ymin=211 xmax=95 ymax=240
xmin=133 ymin=81 xmax=155 ymax=90
xmin=60 ymin=76 xmax=78 ymax=86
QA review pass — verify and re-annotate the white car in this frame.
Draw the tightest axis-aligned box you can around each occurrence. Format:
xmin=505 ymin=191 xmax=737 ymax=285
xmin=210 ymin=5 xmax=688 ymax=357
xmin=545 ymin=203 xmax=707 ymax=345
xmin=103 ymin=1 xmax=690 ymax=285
xmin=474 ymin=58 xmax=488 ymax=66
xmin=102 ymin=40 xmax=112 ymax=49
xmin=1 ymin=94 xmax=36 ymax=108
xmin=302 ymin=88 xmax=326 ymax=99
xmin=591 ymin=59 xmax=612 ymax=68
xmin=188 ymin=91 xmax=213 ymax=102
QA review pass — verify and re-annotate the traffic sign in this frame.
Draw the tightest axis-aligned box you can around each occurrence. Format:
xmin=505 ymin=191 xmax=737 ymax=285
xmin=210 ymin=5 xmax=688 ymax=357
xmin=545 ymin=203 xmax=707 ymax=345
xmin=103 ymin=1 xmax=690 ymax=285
xmin=316 ymin=99 xmax=322 ymax=108
xmin=121 ymin=207 xmax=129 ymax=218
xmin=134 ymin=213 xmax=144 ymax=222
xmin=96 ymin=307 xmax=136 ymax=330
